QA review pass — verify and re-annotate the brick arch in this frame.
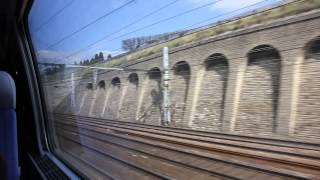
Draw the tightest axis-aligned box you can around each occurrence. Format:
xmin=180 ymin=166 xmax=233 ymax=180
xmin=86 ymin=82 xmax=93 ymax=90
xmin=296 ymin=37 xmax=320 ymax=140
xmin=98 ymin=80 xmax=106 ymax=89
xmin=90 ymin=79 xmax=107 ymax=117
xmin=192 ymin=53 xmax=229 ymax=131
xmin=120 ymin=73 xmax=140 ymax=121
xmin=236 ymin=45 xmax=281 ymax=135
xmin=79 ymin=78 xmax=96 ymax=116
xmin=305 ymin=36 xmax=320 ymax=59
xmin=111 ymin=77 xmax=121 ymax=87
xmin=171 ymin=61 xmax=191 ymax=126
xmin=138 ymin=67 xmax=162 ymax=125
xmin=173 ymin=61 xmax=191 ymax=76
xmin=103 ymin=77 xmax=122 ymax=119
xmin=128 ymin=73 xmax=139 ymax=86
xmin=148 ymin=67 xmax=162 ymax=80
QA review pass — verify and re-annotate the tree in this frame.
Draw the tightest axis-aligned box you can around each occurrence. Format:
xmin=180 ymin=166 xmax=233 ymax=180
xmin=107 ymin=54 xmax=112 ymax=60
xmin=98 ymin=52 xmax=104 ymax=62
xmin=74 ymin=61 xmax=77 ymax=65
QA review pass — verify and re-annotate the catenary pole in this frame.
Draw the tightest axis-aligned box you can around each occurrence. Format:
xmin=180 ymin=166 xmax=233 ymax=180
xmin=162 ymin=47 xmax=171 ymax=124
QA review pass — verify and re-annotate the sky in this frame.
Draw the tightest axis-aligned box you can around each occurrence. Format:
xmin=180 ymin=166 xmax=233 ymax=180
xmin=28 ymin=0 xmax=283 ymax=64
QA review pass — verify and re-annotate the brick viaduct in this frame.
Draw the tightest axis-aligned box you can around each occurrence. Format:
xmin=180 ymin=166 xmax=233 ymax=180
xmin=47 ymin=10 xmax=320 ymax=142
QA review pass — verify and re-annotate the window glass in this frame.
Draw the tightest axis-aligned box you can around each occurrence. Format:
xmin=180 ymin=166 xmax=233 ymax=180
xmin=28 ymin=0 xmax=320 ymax=179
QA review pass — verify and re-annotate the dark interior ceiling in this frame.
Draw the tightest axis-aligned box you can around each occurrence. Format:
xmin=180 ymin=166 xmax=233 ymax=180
xmin=0 ymin=0 xmax=19 ymax=63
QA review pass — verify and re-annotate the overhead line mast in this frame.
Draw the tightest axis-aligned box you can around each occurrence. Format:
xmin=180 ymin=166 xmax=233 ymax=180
xmin=162 ymin=47 xmax=171 ymax=125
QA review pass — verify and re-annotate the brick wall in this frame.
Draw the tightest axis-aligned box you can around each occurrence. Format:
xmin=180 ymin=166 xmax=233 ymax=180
xmin=170 ymin=62 xmax=191 ymax=127
xmin=296 ymin=39 xmax=320 ymax=140
xmin=137 ymin=69 xmax=162 ymax=125
xmin=235 ymin=47 xmax=281 ymax=136
xmin=102 ymin=78 xmax=122 ymax=120
xmin=119 ymin=73 xmax=140 ymax=122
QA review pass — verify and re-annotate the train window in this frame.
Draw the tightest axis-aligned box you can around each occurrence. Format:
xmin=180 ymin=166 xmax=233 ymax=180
xmin=28 ymin=0 xmax=320 ymax=179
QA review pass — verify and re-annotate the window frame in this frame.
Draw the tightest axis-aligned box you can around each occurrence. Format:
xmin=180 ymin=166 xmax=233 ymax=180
xmin=18 ymin=0 xmax=83 ymax=178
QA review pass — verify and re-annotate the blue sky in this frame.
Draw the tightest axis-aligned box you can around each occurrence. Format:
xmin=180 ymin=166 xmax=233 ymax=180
xmin=28 ymin=0 xmax=282 ymax=64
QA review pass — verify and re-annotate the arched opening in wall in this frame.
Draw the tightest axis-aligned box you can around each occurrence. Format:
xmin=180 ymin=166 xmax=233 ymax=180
xmin=148 ymin=67 xmax=162 ymax=80
xmin=206 ymin=54 xmax=228 ymax=68
xmin=111 ymin=77 xmax=121 ymax=87
xmin=174 ymin=61 xmax=191 ymax=76
xmin=90 ymin=71 xmax=109 ymax=117
xmin=236 ymin=45 xmax=281 ymax=135
xmin=103 ymin=77 xmax=121 ymax=119
xmin=296 ymin=37 xmax=320 ymax=140
xmin=148 ymin=67 xmax=162 ymax=105
xmin=98 ymin=80 xmax=106 ymax=89
xmin=86 ymin=82 xmax=93 ymax=90
xmin=91 ymin=79 xmax=107 ymax=116
xmin=148 ymin=67 xmax=162 ymax=99
xmin=172 ymin=61 xmax=191 ymax=125
xmin=119 ymin=73 xmax=140 ymax=121
xmin=139 ymin=67 xmax=162 ymax=125
xmin=128 ymin=73 xmax=139 ymax=86
xmin=305 ymin=37 xmax=320 ymax=59
xmin=148 ymin=68 xmax=162 ymax=105
xmin=193 ymin=54 xmax=228 ymax=131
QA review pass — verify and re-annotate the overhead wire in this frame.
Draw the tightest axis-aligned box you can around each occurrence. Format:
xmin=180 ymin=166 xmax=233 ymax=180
xmin=102 ymin=0 xmax=300 ymax=53
xmin=33 ymin=0 xmax=75 ymax=33
xmin=59 ymin=0 xmax=299 ymax=64
xmin=43 ymin=0 xmax=135 ymax=50
xmin=47 ymin=0 xmax=225 ymax=64
xmin=60 ymin=0 xmax=182 ymax=61
xmin=40 ymin=0 xmax=316 ymax=87
xmin=39 ymin=0 xmax=291 ymax=67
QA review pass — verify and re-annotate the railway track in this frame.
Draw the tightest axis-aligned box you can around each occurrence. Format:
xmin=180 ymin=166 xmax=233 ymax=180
xmin=51 ymin=113 xmax=320 ymax=180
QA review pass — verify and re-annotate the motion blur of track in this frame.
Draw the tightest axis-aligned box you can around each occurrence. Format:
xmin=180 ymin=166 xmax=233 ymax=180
xmin=53 ymin=113 xmax=320 ymax=180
